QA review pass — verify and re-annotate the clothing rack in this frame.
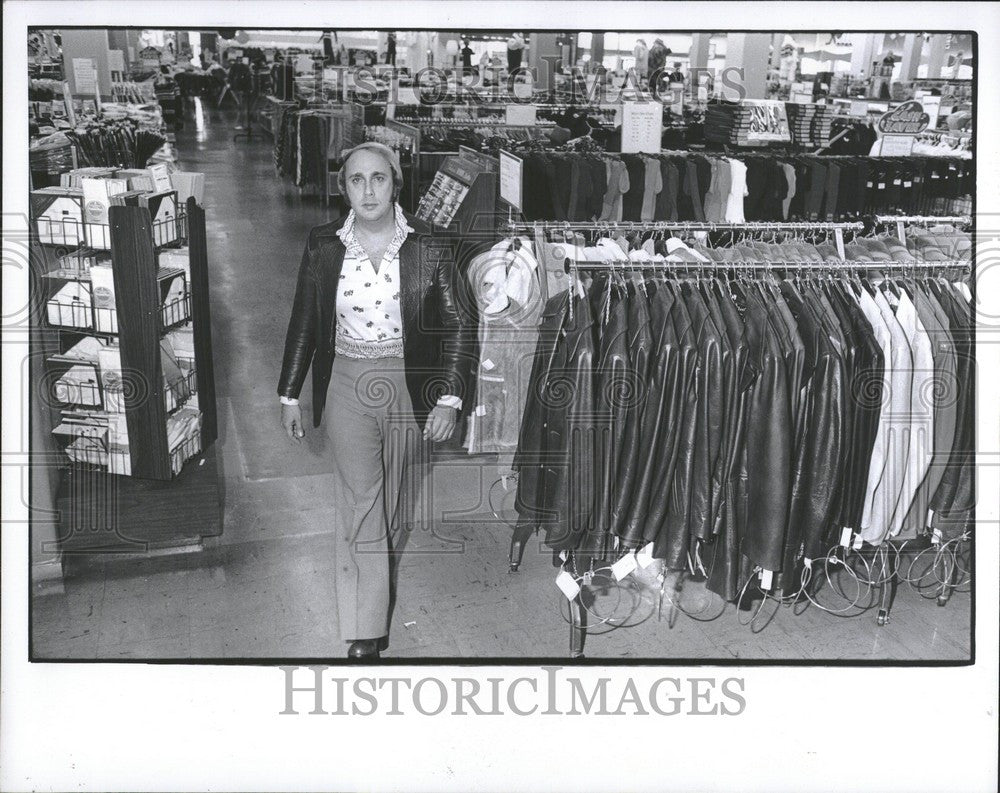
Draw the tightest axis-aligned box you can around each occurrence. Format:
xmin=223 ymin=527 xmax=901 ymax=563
xmin=874 ymin=214 xmax=973 ymax=243
xmin=509 ymin=220 xmax=865 ymax=260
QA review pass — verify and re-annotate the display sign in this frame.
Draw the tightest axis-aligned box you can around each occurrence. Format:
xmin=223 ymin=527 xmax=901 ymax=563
xmin=499 ymin=150 xmax=523 ymax=211
xmin=791 ymin=92 xmax=813 ymax=104
xmin=506 ymin=104 xmax=537 ymax=125
xmin=72 ymin=57 xmax=98 ymax=95
xmin=877 ymin=100 xmax=931 ymax=135
xmin=621 ymin=101 xmax=663 ymax=154
xmin=879 ymin=134 xmax=915 ymax=156
xmin=921 ymin=96 xmax=942 ymax=129
xmin=849 ymin=99 xmax=869 ymax=117
xmin=458 ymin=146 xmax=498 ymax=174
xmin=741 ymin=100 xmax=791 ymax=143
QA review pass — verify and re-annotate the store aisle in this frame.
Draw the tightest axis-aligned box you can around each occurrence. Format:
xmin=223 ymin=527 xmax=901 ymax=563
xmin=32 ymin=101 xmax=972 ymax=661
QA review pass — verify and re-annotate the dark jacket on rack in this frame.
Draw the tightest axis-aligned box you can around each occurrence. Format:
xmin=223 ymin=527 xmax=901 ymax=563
xmin=277 ymin=213 xmax=473 ymax=427
xmin=514 ymin=289 xmax=597 ymax=551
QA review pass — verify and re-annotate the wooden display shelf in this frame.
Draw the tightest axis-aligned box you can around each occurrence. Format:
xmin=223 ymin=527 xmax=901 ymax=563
xmin=53 ymin=446 xmax=222 ymax=555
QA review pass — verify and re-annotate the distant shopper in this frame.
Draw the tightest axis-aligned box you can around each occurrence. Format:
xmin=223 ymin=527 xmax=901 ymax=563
xmin=633 ymin=38 xmax=649 ymax=79
xmin=647 ymin=37 xmax=669 ymax=90
xmin=507 ymin=33 xmax=526 ymax=71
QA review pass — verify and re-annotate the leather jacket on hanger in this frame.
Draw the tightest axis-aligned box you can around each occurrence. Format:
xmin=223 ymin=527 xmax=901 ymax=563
xmin=514 ymin=290 xmax=597 ymax=552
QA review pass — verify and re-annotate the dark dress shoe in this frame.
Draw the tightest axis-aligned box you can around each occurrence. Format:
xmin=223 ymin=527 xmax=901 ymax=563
xmin=347 ymin=639 xmax=380 ymax=660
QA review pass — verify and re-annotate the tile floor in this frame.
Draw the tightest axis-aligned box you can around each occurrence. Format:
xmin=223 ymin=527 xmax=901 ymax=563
xmin=31 ymin=99 xmax=973 ymax=662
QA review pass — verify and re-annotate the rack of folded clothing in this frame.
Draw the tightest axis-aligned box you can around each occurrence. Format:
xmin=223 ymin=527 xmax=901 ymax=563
xmin=502 ymin=218 xmax=972 ymax=650
xmin=785 ymin=103 xmax=834 ymax=148
xmin=517 ymin=151 xmax=973 ymax=223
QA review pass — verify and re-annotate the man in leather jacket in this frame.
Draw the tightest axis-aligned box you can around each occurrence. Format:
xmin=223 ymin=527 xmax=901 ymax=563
xmin=277 ymin=142 xmax=472 ymax=660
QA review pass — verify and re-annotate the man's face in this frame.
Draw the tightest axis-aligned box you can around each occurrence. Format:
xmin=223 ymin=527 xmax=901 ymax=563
xmin=344 ymin=149 xmax=395 ymax=223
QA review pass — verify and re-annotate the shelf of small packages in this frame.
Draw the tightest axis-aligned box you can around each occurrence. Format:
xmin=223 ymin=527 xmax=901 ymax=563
xmin=31 ymin=175 xmax=221 ymax=552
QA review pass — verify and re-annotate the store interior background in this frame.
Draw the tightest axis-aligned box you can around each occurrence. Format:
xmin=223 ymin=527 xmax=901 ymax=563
xmin=27 ymin=28 xmax=973 ymax=659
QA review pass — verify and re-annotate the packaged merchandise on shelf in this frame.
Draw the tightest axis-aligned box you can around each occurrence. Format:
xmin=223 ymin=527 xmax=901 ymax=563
xmin=165 ymin=325 xmax=195 ymax=359
xmin=169 ymin=171 xmax=205 ymax=205
xmin=47 ymin=280 xmax=92 ymax=328
xmin=115 ymin=168 xmax=155 ymax=192
xmin=51 ymin=409 xmax=130 ymax=473
xmin=31 ymin=186 xmax=85 ymax=245
xmin=60 ymin=167 xmax=119 ymax=187
xmin=167 ymin=406 xmax=203 ymax=474
xmin=88 ymin=264 xmax=118 ymax=334
xmin=82 ymin=177 xmax=129 ymax=248
xmin=147 ymin=162 xmax=173 ymax=192
xmin=141 ymin=189 xmax=180 ymax=245
xmin=160 ymin=336 xmax=193 ymax=412
xmin=54 ymin=364 xmax=101 ymax=406
xmin=159 ymin=271 xmax=189 ymax=327
xmin=96 ymin=342 xmax=126 ymax=412
xmin=158 ymin=247 xmax=190 ymax=282
xmin=54 ymin=247 xmax=109 ymax=275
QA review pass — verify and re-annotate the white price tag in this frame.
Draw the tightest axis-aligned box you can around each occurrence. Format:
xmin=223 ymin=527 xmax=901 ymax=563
xmin=759 ymin=569 xmax=773 ymax=590
xmin=931 ymin=528 xmax=943 ymax=546
xmin=636 ymin=542 xmax=656 ymax=568
xmin=853 ymin=534 xmax=864 ymax=550
xmin=474 ymin=405 xmax=487 ymax=416
xmin=611 ymin=553 xmax=638 ymax=581
xmin=878 ymin=183 xmax=886 ymax=190
xmin=558 ymin=550 xmax=568 ymax=563
xmin=556 ymin=570 xmax=581 ymax=600
xmin=840 ymin=527 xmax=853 ymax=548
xmin=481 ymin=358 xmax=495 ymax=371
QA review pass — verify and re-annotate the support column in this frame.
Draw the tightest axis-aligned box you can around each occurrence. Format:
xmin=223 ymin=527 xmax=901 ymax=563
xmin=899 ymin=33 xmax=923 ymax=81
xmin=925 ymin=33 xmax=948 ymax=79
xmin=723 ymin=32 xmax=770 ymax=100
xmin=849 ymin=33 xmax=876 ymax=78
xmin=689 ymin=32 xmax=711 ymax=71
xmin=528 ymin=32 xmax=561 ymax=92
xmin=770 ymin=33 xmax=783 ymax=71
xmin=590 ymin=33 xmax=604 ymax=70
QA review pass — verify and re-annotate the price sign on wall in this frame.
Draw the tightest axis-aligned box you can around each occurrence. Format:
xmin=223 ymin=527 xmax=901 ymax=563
xmin=621 ymin=102 xmax=663 ymax=154
xmin=72 ymin=57 xmax=98 ymax=95
xmin=499 ymin=150 xmax=523 ymax=211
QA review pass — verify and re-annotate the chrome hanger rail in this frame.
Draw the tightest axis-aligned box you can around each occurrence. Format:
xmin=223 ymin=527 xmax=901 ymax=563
xmin=507 ymin=220 xmax=866 ymax=233
xmin=873 ymin=215 xmax=972 ymax=226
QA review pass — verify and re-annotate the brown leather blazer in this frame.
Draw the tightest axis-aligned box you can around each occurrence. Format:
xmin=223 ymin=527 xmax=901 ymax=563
xmin=277 ymin=213 xmax=473 ymax=426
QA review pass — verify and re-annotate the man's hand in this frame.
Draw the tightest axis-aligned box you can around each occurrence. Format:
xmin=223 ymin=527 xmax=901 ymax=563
xmin=423 ymin=404 xmax=457 ymax=442
xmin=281 ymin=403 xmax=305 ymax=442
